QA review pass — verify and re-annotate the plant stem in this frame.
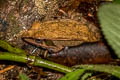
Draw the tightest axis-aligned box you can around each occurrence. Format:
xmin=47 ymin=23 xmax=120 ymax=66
xmin=33 ymin=56 xmax=72 ymax=73
xmin=0 ymin=40 xmax=26 ymax=55
xmin=76 ymin=65 xmax=120 ymax=78
xmin=0 ymin=52 xmax=73 ymax=73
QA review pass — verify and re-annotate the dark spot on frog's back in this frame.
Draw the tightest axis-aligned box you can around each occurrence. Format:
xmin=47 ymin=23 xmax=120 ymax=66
xmin=47 ymin=42 xmax=112 ymax=66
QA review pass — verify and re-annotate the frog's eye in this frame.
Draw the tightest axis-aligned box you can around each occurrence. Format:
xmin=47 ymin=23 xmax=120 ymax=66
xmin=35 ymin=39 xmax=42 ymax=43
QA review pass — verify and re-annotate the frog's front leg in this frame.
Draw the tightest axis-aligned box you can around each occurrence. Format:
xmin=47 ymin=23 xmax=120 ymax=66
xmin=42 ymin=40 xmax=64 ymax=53
xmin=41 ymin=46 xmax=64 ymax=58
xmin=47 ymin=45 xmax=64 ymax=53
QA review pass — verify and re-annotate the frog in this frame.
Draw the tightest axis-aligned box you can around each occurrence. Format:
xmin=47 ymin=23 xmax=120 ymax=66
xmin=22 ymin=19 xmax=101 ymax=53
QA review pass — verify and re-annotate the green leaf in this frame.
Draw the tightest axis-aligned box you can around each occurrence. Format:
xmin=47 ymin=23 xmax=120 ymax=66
xmin=114 ymin=0 xmax=120 ymax=3
xmin=81 ymin=72 xmax=92 ymax=80
xmin=59 ymin=69 xmax=85 ymax=80
xmin=75 ymin=65 xmax=120 ymax=78
xmin=19 ymin=73 xmax=30 ymax=80
xmin=98 ymin=3 xmax=120 ymax=58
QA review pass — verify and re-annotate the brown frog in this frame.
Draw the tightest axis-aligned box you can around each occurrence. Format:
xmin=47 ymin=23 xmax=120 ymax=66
xmin=22 ymin=19 xmax=112 ymax=66
xmin=22 ymin=19 xmax=101 ymax=53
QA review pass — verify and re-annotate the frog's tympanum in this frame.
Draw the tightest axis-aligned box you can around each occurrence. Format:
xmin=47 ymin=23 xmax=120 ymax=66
xmin=22 ymin=19 xmax=112 ymax=66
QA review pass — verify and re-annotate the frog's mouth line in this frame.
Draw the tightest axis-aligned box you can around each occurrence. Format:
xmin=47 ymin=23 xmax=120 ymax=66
xmin=22 ymin=37 xmax=64 ymax=52
xmin=22 ymin=37 xmax=54 ymax=48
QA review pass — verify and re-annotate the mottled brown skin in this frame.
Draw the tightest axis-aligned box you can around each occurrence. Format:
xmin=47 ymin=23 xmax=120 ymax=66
xmin=47 ymin=42 xmax=112 ymax=66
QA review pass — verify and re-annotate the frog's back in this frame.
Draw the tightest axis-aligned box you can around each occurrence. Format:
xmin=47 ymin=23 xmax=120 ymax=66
xmin=23 ymin=19 xmax=100 ymax=43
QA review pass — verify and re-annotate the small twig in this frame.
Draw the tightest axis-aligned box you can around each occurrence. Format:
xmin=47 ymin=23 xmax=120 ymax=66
xmin=0 ymin=65 xmax=15 ymax=74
